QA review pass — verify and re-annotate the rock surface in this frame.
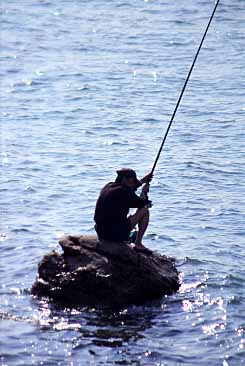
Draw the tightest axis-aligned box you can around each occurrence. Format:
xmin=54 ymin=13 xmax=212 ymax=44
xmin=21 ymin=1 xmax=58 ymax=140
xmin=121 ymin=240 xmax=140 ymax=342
xmin=32 ymin=235 xmax=180 ymax=308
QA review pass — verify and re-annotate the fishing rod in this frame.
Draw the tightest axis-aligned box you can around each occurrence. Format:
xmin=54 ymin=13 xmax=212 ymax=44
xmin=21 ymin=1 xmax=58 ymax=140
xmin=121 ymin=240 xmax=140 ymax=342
xmin=151 ymin=0 xmax=220 ymax=175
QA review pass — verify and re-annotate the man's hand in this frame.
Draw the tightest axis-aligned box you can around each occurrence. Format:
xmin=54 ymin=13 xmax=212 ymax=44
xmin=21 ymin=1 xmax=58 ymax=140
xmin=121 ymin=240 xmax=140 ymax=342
xmin=141 ymin=172 xmax=153 ymax=184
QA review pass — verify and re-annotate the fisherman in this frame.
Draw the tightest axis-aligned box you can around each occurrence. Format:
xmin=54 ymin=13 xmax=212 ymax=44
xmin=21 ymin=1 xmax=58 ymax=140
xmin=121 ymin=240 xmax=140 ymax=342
xmin=94 ymin=168 xmax=153 ymax=252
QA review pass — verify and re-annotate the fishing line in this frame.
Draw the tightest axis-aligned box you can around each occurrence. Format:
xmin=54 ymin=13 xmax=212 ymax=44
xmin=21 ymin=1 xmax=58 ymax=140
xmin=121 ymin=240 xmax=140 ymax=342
xmin=151 ymin=0 xmax=220 ymax=175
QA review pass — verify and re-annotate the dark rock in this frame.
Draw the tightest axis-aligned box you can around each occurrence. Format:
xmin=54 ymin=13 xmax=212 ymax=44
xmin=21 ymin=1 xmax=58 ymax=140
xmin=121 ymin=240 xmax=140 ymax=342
xmin=32 ymin=235 xmax=180 ymax=308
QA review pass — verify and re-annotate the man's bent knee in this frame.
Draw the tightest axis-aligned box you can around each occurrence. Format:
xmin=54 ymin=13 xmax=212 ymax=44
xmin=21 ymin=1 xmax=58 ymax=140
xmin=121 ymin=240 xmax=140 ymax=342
xmin=135 ymin=207 xmax=149 ymax=220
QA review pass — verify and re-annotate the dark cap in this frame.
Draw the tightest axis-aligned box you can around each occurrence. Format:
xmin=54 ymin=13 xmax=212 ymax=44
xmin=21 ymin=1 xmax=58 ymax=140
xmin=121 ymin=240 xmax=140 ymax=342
xmin=116 ymin=168 xmax=142 ymax=187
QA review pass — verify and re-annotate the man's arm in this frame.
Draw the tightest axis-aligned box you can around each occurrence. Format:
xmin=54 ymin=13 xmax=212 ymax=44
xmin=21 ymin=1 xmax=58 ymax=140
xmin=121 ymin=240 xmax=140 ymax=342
xmin=140 ymin=183 xmax=152 ymax=208
xmin=128 ymin=189 xmax=146 ymax=209
xmin=140 ymin=172 xmax=153 ymax=184
xmin=128 ymin=184 xmax=152 ymax=208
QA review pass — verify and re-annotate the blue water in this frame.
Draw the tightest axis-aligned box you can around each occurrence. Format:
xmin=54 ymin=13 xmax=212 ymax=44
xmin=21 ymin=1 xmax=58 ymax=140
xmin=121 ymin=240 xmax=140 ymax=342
xmin=1 ymin=0 xmax=244 ymax=365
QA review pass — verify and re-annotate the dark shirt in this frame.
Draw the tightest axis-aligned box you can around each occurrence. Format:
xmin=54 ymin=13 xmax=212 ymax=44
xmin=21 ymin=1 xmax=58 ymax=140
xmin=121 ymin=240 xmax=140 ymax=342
xmin=94 ymin=182 xmax=145 ymax=242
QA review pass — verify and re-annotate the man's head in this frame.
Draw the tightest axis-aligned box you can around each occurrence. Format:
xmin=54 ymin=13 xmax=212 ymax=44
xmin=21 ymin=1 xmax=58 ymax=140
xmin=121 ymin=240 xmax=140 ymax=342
xmin=115 ymin=168 xmax=142 ymax=191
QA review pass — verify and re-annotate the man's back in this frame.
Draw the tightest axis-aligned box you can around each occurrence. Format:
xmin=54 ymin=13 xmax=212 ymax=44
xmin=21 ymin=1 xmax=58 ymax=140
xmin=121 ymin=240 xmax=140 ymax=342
xmin=94 ymin=182 xmax=144 ymax=241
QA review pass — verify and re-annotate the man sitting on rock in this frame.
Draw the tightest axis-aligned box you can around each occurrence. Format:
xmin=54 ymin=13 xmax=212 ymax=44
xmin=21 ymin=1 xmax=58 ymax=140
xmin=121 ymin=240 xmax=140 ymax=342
xmin=94 ymin=168 xmax=153 ymax=253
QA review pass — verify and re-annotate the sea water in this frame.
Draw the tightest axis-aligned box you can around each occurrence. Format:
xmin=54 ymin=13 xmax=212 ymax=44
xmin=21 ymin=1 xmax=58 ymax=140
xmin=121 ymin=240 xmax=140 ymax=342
xmin=1 ymin=0 xmax=244 ymax=365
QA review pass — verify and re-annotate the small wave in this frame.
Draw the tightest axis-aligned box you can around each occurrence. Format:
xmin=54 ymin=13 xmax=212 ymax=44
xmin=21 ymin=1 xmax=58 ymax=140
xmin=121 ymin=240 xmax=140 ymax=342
xmin=68 ymin=96 xmax=83 ymax=102
xmin=77 ymin=85 xmax=89 ymax=91
xmin=115 ymin=2 xmax=135 ymax=8
xmin=48 ymin=193 xmax=63 ymax=199
xmin=147 ymin=233 xmax=175 ymax=242
xmin=225 ymin=274 xmax=244 ymax=288
xmin=0 ymin=311 xmax=33 ymax=324
xmin=0 ymin=233 xmax=8 ymax=241
xmin=11 ymin=228 xmax=32 ymax=233
xmin=143 ymin=117 xmax=160 ymax=123
xmin=102 ymin=140 xmax=127 ymax=146
xmin=6 ymin=68 xmax=19 ymax=74
xmin=199 ymin=225 xmax=222 ymax=232
xmin=173 ymin=19 xmax=194 ymax=26
xmin=234 ymin=231 xmax=245 ymax=237
xmin=228 ymin=295 xmax=244 ymax=305
xmin=178 ymin=281 xmax=204 ymax=294
xmin=178 ymin=257 xmax=205 ymax=267
xmin=53 ymin=322 xmax=82 ymax=331
xmin=24 ymin=185 xmax=36 ymax=193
